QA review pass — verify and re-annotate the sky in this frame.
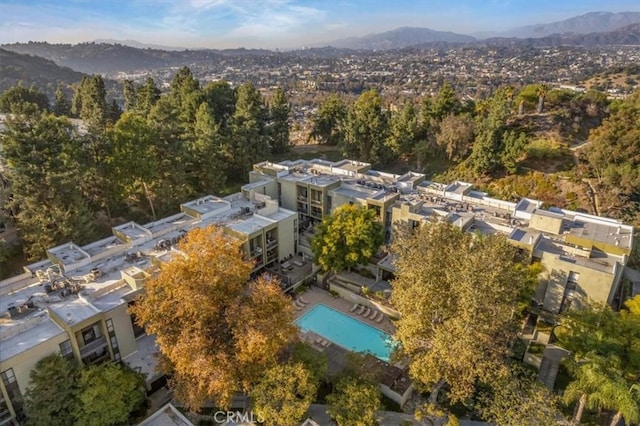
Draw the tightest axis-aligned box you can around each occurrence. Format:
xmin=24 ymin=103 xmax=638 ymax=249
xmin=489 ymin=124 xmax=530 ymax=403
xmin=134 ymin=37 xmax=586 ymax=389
xmin=1 ymin=0 xmax=639 ymax=49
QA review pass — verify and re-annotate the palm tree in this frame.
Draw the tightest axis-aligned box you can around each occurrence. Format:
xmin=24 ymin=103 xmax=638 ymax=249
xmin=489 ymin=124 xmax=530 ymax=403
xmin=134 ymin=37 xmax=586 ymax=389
xmin=536 ymin=84 xmax=548 ymax=114
xmin=604 ymin=383 xmax=640 ymax=426
xmin=563 ymin=360 xmax=609 ymax=424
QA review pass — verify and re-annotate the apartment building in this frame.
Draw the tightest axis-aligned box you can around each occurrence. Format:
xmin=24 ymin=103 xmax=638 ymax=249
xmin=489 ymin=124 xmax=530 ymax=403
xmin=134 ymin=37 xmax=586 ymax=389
xmin=0 ymin=158 xmax=633 ymax=424
xmin=0 ymin=190 xmax=303 ymax=425
xmin=250 ymin=159 xmax=632 ymax=314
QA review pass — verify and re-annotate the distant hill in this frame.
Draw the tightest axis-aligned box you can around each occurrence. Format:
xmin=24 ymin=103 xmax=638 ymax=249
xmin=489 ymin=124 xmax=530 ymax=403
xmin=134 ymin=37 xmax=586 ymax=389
xmin=0 ymin=42 xmax=173 ymax=74
xmin=498 ymin=11 xmax=640 ymax=38
xmin=320 ymin=27 xmax=476 ymax=50
xmin=482 ymin=23 xmax=640 ymax=47
xmin=93 ymin=39 xmax=186 ymax=51
xmin=0 ymin=48 xmax=86 ymax=98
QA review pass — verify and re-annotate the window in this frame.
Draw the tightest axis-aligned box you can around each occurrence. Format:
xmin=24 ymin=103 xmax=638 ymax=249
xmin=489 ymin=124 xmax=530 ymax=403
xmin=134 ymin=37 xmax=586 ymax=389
xmin=106 ymin=319 xmax=120 ymax=360
xmin=1 ymin=369 xmax=22 ymax=421
xmin=81 ymin=324 xmax=102 ymax=345
xmin=59 ymin=340 xmax=74 ymax=360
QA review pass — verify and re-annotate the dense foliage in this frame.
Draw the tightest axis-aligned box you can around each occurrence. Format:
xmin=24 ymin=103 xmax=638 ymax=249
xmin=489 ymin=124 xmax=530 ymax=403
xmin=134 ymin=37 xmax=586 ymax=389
xmin=391 ymin=223 xmax=535 ymax=405
xmin=24 ymin=355 xmax=145 ymax=426
xmin=310 ymin=204 xmax=384 ymax=272
xmin=0 ymin=71 xmax=291 ymax=260
xmin=130 ymin=226 xmax=297 ymax=410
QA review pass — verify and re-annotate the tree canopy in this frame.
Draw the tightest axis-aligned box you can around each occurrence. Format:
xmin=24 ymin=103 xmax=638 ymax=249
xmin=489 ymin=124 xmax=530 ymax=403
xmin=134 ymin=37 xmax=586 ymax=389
xmin=73 ymin=363 xmax=146 ymax=426
xmin=311 ymin=204 xmax=384 ymax=272
xmin=24 ymin=354 xmax=79 ymax=426
xmin=390 ymin=223 xmax=534 ymax=404
xmin=250 ymin=363 xmax=317 ymax=426
xmin=130 ymin=226 xmax=297 ymax=409
xmin=326 ymin=376 xmax=381 ymax=426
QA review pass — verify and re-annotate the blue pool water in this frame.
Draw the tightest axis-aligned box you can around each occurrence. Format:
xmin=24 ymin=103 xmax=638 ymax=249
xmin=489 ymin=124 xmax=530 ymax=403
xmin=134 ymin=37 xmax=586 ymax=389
xmin=296 ymin=304 xmax=396 ymax=362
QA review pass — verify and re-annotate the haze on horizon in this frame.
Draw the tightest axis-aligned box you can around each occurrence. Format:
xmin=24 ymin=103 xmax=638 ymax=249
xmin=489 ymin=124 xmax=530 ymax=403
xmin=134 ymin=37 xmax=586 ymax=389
xmin=1 ymin=0 xmax=639 ymax=49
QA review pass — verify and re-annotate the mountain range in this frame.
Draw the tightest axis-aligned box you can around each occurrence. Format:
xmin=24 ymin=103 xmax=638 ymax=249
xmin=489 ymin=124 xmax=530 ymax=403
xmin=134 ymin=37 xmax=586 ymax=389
xmin=320 ymin=11 xmax=640 ymax=50
xmin=1 ymin=11 xmax=639 ymax=77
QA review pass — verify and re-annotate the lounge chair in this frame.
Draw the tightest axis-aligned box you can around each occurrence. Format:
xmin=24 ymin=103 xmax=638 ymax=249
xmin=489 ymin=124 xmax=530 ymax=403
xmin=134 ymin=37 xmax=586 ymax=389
xmin=369 ymin=311 xmax=379 ymax=320
xmin=362 ymin=308 xmax=370 ymax=317
xmin=315 ymin=337 xmax=323 ymax=345
xmin=376 ymin=313 xmax=384 ymax=323
xmin=322 ymin=340 xmax=331 ymax=347
xmin=356 ymin=305 xmax=365 ymax=314
xmin=299 ymin=296 xmax=309 ymax=304
xmin=350 ymin=303 xmax=359 ymax=312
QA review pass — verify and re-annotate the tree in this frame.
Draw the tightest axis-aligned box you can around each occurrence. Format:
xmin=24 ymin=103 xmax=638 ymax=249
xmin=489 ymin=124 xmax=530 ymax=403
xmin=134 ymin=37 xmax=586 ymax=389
xmin=24 ymin=354 xmax=79 ymax=426
xmin=308 ymin=93 xmax=347 ymax=146
xmin=558 ymin=299 xmax=640 ymax=424
xmin=435 ymin=113 xmax=475 ymax=161
xmin=74 ymin=363 xmax=146 ymax=426
xmin=130 ymin=226 xmax=296 ymax=409
xmin=1 ymin=112 xmax=96 ymax=259
xmin=268 ymin=87 xmax=291 ymax=154
xmin=585 ymin=89 xmax=640 ymax=224
xmin=343 ymin=89 xmax=391 ymax=164
xmin=390 ymin=223 xmax=532 ymax=405
xmin=250 ymin=363 xmax=317 ymax=426
xmin=123 ymin=79 xmax=136 ymax=112
xmin=167 ymin=66 xmax=201 ymax=124
xmin=53 ymin=85 xmax=71 ymax=117
xmin=290 ymin=342 xmax=328 ymax=382
xmin=72 ymin=75 xmax=108 ymax=129
xmin=0 ymin=84 xmax=49 ymax=113
xmin=429 ymin=82 xmax=462 ymax=121
xmin=230 ymin=82 xmax=269 ymax=175
xmin=107 ymin=112 xmax=159 ymax=216
xmin=135 ymin=77 xmax=160 ymax=116
xmin=478 ymin=364 xmax=564 ymax=426
xmin=311 ymin=204 xmax=384 ymax=273
xmin=201 ymin=80 xmax=236 ymax=129
xmin=185 ymin=102 xmax=227 ymax=195
xmin=327 ymin=376 xmax=381 ymax=426
xmin=387 ymin=102 xmax=420 ymax=157
xmin=537 ymin=84 xmax=549 ymax=114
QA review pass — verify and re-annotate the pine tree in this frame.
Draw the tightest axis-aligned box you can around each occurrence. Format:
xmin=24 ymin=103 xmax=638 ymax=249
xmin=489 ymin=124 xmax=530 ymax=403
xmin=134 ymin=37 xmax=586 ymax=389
xmin=53 ymin=85 xmax=72 ymax=117
xmin=268 ymin=87 xmax=291 ymax=154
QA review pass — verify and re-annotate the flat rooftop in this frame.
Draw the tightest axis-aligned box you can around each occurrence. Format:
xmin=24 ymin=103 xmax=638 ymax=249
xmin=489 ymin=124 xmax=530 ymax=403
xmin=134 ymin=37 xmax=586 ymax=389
xmin=227 ymin=215 xmax=274 ymax=235
xmin=181 ymin=195 xmax=231 ymax=218
xmin=567 ymin=218 xmax=633 ymax=250
xmin=0 ymin=316 xmax=65 ymax=362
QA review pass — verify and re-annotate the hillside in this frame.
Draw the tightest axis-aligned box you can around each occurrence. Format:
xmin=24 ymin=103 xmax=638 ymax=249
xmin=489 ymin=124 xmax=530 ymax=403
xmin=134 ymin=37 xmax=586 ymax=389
xmin=321 ymin=27 xmax=475 ymax=50
xmin=498 ymin=11 xmax=640 ymax=38
xmin=0 ymin=42 xmax=173 ymax=74
xmin=0 ymin=48 xmax=86 ymax=98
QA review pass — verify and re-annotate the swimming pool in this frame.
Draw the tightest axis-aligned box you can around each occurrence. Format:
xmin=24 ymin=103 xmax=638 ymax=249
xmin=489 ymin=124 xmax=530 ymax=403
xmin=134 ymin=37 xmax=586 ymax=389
xmin=296 ymin=304 xmax=396 ymax=362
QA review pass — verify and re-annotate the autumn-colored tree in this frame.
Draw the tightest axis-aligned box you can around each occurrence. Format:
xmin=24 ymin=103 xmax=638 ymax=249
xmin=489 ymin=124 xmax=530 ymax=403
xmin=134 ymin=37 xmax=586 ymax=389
xmin=131 ymin=226 xmax=296 ymax=410
xmin=326 ymin=376 xmax=381 ymax=426
xmin=250 ymin=363 xmax=317 ymax=426
xmin=390 ymin=223 xmax=532 ymax=405
xmin=478 ymin=363 xmax=564 ymax=426
xmin=311 ymin=204 xmax=384 ymax=273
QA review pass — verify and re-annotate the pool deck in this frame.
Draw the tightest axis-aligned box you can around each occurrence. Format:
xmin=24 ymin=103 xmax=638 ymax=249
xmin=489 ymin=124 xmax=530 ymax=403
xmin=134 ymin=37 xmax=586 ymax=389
xmin=293 ymin=286 xmax=396 ymax=352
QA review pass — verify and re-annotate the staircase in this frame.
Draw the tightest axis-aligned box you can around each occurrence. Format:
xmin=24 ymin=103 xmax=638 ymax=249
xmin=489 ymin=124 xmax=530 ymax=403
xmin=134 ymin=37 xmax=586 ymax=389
xmin=537 ymin=345 xmax=569 ymax=389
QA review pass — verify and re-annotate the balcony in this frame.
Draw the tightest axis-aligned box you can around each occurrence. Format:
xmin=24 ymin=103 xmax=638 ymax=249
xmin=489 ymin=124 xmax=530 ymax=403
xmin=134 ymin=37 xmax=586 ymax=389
xmin=249 ymin=246 xmax=263 ymax=258
xmin=310 ymin=198 xmax=323 ymax=206
xmin=79 ymin=336 xmax=107 ymax=357
xmin=266 ymin=238 xmax=278 ymax=249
